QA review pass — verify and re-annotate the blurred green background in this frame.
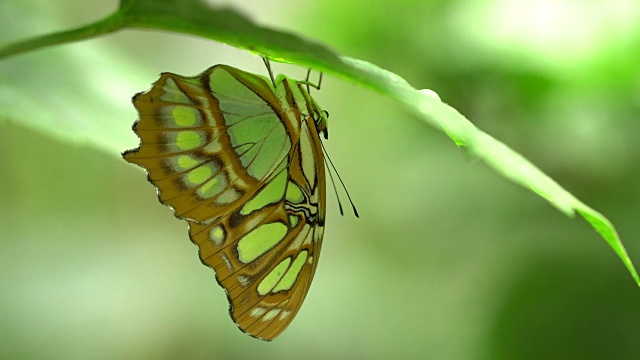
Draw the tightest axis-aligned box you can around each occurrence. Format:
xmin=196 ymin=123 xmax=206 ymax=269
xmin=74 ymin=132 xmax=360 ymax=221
xmin=1 ymin=0 xmax=639 ymax=359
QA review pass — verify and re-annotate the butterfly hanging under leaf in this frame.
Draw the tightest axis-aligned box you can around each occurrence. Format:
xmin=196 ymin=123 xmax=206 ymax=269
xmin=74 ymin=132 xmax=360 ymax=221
xmin=123 ymin=58 xmax=355 ymax=341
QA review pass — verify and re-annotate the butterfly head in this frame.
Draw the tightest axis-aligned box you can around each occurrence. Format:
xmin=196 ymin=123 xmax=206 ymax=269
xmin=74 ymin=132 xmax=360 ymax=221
xmin=294 ymin=77 xmax=329 ymax=140
xmin=308 ymin=99 xmax=329 ymax=140
xmin=315 ymin=109 xmax=329 ymax=140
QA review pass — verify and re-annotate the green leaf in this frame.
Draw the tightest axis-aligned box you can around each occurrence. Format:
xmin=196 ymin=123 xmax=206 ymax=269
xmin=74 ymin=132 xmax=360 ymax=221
xmin=0 ymin=2 xmax=145 ymax=153
xmin=0 ymin=0 xmax=637 ymax=285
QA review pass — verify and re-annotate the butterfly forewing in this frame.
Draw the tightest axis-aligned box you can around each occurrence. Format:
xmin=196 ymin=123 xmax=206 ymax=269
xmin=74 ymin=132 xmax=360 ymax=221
xmin=123 ymin=64 xmax=326 ymax=340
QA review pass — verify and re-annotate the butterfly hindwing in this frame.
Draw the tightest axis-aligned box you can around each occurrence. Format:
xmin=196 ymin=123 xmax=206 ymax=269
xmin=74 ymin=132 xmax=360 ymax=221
xmin=124 ymin=64 xmax=327 ymax=340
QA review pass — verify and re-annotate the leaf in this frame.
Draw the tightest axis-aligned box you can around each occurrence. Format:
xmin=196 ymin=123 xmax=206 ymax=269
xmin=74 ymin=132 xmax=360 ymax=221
xmin=0 ymin=2 xmax=145 ymax=153
xmin=0 ymin=0 xmax=637 ymax=285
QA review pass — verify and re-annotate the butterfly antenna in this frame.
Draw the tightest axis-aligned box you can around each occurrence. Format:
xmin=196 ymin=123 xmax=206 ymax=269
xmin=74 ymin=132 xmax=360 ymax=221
xmin=320 ymin=141 xmax=359 ymax=218
xmin=324 ymin=150 xmax=344 ymax=216
xmin=262 ymin=56 xmax=276 ymax=87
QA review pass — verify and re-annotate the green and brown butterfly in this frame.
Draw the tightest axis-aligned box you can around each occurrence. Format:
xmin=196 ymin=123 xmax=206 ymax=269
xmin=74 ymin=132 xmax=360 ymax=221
xmin=123 ymin=59 xmax=335 ymax=341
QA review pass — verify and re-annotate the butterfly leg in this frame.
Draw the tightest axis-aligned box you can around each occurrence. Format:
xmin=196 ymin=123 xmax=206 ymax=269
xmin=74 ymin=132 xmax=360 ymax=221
xmin=261 ymin=56 xmax=277 ymax=87
xmin=301 ymin=69 xmax=323 ymax=92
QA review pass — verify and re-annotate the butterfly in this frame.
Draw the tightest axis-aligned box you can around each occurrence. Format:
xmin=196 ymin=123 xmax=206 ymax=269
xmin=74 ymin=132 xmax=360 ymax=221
xmin=123 ymin=59 xmax=333 ymax=340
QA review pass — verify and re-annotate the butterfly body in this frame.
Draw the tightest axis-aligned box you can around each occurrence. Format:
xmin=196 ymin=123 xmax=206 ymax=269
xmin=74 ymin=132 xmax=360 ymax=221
xmin=124 ymin=65 xmax=327 ymax=340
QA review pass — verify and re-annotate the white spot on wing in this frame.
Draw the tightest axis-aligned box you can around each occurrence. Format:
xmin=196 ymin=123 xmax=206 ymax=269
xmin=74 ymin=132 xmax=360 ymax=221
xmin=220 ymin=253 xmax=233 ymax=272
xmin=262 ymin=308 xmax=282 ymax=322
xmin=238 ymin=275 xmax=250 ymax=287
xmin=250 ymin=307 xmax=266 ymax=317
xmin=279 ymin=310 xmax=291 ymax=320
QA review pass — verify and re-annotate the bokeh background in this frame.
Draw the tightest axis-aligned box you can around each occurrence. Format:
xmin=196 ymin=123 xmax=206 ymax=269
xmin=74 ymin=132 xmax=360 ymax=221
xmin=1 ymin=0 xmax=639 ymax=359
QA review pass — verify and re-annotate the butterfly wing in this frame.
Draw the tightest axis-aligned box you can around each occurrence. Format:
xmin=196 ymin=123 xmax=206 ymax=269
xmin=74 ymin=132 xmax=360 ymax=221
xmin=190 ymin=116 xmax=325 ymax=340
xmin=124 ymin=65 xmax=293 ymax=221
xmin=124 ymin=65 xmax=326 ymax=340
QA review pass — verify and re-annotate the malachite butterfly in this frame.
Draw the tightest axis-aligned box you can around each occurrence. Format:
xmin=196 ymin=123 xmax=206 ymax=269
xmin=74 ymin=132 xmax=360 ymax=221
xmin=123 ymin=60 xmax=330 ymax=341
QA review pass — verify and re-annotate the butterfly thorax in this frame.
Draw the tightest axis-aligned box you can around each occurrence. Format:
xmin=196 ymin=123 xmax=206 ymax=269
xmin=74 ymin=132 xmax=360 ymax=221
xmin=273 ymin=74 xmax=329 ymax=141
